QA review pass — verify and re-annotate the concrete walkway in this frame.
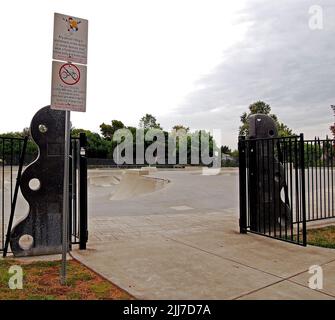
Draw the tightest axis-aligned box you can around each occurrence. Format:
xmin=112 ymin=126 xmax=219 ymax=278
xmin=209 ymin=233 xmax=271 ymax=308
xmin=72 ymin=210 xmax=335 ymax=299
xmin=71 ymin=169 xmax=335 ymax=299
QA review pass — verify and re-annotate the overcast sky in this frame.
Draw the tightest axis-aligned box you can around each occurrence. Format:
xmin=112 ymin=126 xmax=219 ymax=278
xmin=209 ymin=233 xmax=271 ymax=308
xmin=0 ymin=0 xmax=334 ymax=148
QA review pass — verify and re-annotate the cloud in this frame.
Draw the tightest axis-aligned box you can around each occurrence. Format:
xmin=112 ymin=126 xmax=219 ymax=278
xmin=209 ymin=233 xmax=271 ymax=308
xmin=161 ymin=0 xmax=335 ymax=148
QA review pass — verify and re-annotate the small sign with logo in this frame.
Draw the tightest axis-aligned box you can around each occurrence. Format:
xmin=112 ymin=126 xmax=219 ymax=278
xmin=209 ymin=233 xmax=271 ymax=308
xmin=53 ymin=13 xmax=88 ymax=65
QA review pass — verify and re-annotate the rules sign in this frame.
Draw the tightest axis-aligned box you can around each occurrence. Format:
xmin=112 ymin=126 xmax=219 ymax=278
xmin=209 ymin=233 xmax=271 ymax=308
xmin=51 ymin=61 xmax=87 ymax=112
xmin=53 ymin=13 xmax=88 ymax=65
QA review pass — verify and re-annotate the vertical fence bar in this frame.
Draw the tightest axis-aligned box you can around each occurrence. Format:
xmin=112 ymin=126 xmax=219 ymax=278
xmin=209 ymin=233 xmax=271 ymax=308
xmin=289 ymin=138 xmax=294 ymax=239
xmin=272 ymin=139 xmax=277 ymax=237
xmin=326 ymin=138 xmax=330 ymax=218
xmin=72 ymin=139 xmax=77 ymax=243
xmin=256 ymin=140 xmax=260 ymax=233
xmin=246 ymin=140 xmax=250 ymax=228
xmin=299 ymin=134 xmax=307 ymax=246
xmin=79 ymin=133 xmax=88 ymax=249
xmin=261 ymin=140 xmax=265 ymax=233
xmin=238 ymin=136 xmax=247 ymax=234
xmin=1 ymin=139 xmax=4 ymax=250
xmin=249 ymin=140 xmax=258 ymax=232
xmin=315 ymin=139 xmax=318 ymax=219
xmin=311 ymin=140 xmax=315 ymax=220
xmin=331 ymin=141 xmax=334 ymax=218
xmin=284 ymin=139 xmax=292 ymax=239
xmin=10 ymin=140 xmax=13 ymax=205
xmin=267 ymin=139 xmax=271 ymax=235
xmin=277 ymin=141 xmax=282 ymax=239
xmin=294 ymin=137 xmax=300 ymax=243
xmin=280 ymin=139 xmax=288 ymax=239
xmin=68 ymin=140 xmax=73 ymax=250
xmin=323 ymin=140 xmax=326 ymax=218
xmin=306 ymin=141 xmax=311 ymax=220
xmin=75 ymin=139 xmax=80 ymax=240
xmin=318 ymin=138 xmax=322 ymax=219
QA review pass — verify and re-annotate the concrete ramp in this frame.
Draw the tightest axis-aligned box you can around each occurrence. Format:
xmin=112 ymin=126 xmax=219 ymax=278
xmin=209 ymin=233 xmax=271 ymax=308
xmin=88 ymin=169 xmax=125 ymax=187
xmin=89 ymin=174 xmax=122 ymax=187
xmin=110 ymin=170 xmax=169 ymax=201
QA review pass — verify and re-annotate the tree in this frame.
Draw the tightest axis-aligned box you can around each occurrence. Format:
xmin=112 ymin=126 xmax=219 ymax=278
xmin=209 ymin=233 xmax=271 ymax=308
xmin=72 ymin=128 xmax=111 ymax=158
xmin=139 ymin=114 xmax=162 ymax=130
xmin=277 ymin=122 xmax=293 ymax=137
xmin=100 ymin=120 xmax=125 ymax=140
xmin=330 ymin=105 xmax=335 ymax=139
xmin=0 ymin=130 xmax=38 ymax=164
xmin=172 ymin=125 xmax=189 ymax=132
xmin=239 ymin=100 xmax=293 ymax=137
xmin=221 ymin=145 xmax=231 ymax=154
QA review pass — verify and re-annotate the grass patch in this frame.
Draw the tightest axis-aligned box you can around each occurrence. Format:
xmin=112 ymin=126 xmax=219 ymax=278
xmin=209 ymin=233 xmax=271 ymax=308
xmin=306 ymin=225 xmax=335 ymax=249
xmin=0 ymin=259 xmax=133 ymax=300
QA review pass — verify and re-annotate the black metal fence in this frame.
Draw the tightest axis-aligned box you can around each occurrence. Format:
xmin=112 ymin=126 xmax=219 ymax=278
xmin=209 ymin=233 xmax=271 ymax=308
xmin=304 ymin=138 xmax=335 ymax=223
xmin=239 ymin=134 xmax=335 ymax=246
xmin=0 ymin=133 xmax=88 ymax=255
xmin=0 ymin=136 xmax=28 ymax=254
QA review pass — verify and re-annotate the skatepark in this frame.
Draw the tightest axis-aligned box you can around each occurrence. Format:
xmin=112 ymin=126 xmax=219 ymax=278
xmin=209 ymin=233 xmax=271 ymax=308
xmin=87 ymin=167 xmax=238 ymax=216
xmin=1 ymin=163 xmax=335 ymax=299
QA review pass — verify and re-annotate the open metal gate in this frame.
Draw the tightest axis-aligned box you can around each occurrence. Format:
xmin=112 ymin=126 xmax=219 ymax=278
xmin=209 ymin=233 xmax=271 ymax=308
xmin=239 ymin=135 xmax=307 ymax=245
xmin=239 ymin=134 xmax=335 ymax=246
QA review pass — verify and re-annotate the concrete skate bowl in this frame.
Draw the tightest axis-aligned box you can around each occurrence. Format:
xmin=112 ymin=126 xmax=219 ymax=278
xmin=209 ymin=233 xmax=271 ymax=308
xmin=88 ymin=169 xmax=170 ymax=201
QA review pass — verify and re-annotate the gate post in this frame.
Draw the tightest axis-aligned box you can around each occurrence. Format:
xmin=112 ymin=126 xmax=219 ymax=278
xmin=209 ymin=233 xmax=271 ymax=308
xmin=79 ymin=133 xmax=88 ymax=250
xmin=239 ymin=136 xmax=247 ymax=234
xmin=299 ymin=133 xmax=307 ymax=246
xmin=68 ymin=140 xmax=73 ymax=251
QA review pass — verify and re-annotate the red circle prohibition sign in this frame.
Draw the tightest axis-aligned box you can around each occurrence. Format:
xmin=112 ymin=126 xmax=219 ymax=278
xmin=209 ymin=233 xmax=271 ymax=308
xmin=59 ymin=63 xmax=80 ymax=85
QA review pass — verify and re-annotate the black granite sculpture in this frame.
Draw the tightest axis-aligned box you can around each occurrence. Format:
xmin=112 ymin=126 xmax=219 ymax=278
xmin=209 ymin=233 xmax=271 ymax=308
xmin=248 ymin=114 xmax=291 ymax=233
xmin=10 ymin=106 xmax=65 ymax=256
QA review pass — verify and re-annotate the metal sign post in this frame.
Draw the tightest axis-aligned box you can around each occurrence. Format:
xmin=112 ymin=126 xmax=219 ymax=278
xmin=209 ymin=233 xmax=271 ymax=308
xmin=51 ymin=12 xmax=88 ymax=285
xmin=61 ymin=110 xmax=71 ymax=285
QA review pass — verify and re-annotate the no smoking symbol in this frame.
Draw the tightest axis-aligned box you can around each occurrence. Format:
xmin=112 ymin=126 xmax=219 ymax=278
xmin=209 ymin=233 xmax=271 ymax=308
xmin=59 ymin=63 xmax=80 ymax=85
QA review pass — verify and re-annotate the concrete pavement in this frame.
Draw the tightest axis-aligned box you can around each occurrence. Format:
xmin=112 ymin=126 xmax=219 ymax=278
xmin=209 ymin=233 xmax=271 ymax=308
xmin=72 ymin=169 xmax=335 ymax=300
xmin=73 ymin=210 xmax=335 ymax=299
